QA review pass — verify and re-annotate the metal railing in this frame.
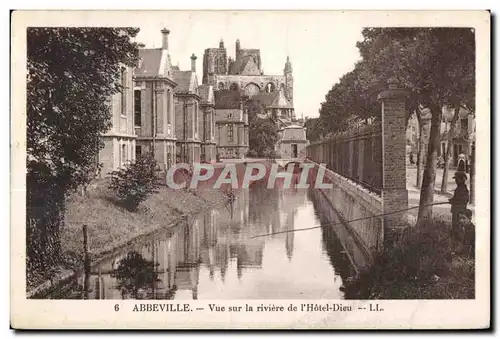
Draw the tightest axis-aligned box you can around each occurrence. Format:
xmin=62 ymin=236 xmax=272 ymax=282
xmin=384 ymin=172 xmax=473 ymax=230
xmin=306 ymin=123 xmax=382 ymax=195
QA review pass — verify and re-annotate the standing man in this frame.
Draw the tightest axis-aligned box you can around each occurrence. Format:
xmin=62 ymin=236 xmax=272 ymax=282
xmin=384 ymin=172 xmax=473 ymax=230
xmin=449 ymin=171 xmax=470 ymax=237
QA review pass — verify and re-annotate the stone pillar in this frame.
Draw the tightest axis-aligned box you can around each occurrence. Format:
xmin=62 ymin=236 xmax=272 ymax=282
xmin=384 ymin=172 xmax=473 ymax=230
xmin=378 ymin=78 xmax=409 ymax=229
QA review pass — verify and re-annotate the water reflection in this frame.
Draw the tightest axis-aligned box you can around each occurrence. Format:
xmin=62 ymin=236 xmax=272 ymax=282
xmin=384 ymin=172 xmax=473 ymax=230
xmin=110 ymin=251 xmax=160 ymax=299
xmin=80 ymin=185 xmax=354 ymax=300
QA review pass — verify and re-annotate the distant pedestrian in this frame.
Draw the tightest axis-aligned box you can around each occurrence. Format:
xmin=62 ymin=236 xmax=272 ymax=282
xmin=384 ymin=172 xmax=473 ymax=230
xmin=457 ymin=153 xmax=466 ymax=172
xmin=449 ymin=171 xmax=470 ymax=237
xmin=457 ymin=209 xmax=475 ymax=258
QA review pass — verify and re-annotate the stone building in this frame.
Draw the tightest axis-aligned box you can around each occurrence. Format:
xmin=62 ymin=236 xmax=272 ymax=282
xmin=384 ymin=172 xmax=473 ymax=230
xmin=100 ymin=33 xmax=296 ymax=168
xmin=198 ymin=84 xmax=217 ymax=163
xmin=202 ymin=39 xmax=293 ymax=106
xmin=98 ymin=65 xmax=137 ymax=175
xmin=406 ymin=105 xmax=475 ymax=168
xmin=276 ymin=124 xmax=308 ymax=159
xmin=440 ymin=106 xmax=475 ymax=168
xmin=172 ymin=54 xmax=202 ymax=163
xmin=133 ymin=28 xmax=177 ymax=170
xmin=214 ymin=90 xmax=249 ymax=159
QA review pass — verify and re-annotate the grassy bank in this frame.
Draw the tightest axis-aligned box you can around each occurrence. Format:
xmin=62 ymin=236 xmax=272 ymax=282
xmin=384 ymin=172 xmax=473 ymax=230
xmin=62 ymin=182 xmax=229 ymax=269
xmin=344 ymin=219 xmax=475 ymax=299
xmin=27 ymin=180 xmax=230 ymax=293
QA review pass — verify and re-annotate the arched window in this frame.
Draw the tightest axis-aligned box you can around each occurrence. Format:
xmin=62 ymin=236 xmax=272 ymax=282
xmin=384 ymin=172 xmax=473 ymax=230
xmin=218 ymin=82 xmax=225 ymax=90
xmin=266 ymin=82 xmax=275 ymax=93
xmin=244 ymin=83 xmax=260 ymax=97
xmin=230 ymin=83 xmax=239 ymax=91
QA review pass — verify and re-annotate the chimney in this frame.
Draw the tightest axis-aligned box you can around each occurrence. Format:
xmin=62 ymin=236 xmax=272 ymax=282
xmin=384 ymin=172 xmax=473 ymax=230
xmin=219 ymin=39 xmax=224 ymax=48
xmin=161 ymin=28 xmax=170 ymax=50
xmin=190 ymin=53 xmax=197 ymax=72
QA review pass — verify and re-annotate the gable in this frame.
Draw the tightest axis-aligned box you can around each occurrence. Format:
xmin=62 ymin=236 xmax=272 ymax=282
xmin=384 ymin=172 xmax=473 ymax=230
xmin=191 ymin=73 xmax=199 ymax=92
xmin=240 ymin=57 xmax=260 ymax=75
xmin=159 ymin=50 xmax=173 ymax=78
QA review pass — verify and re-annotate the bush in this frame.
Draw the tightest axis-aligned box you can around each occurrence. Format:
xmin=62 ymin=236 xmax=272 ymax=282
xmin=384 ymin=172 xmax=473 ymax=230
xmin=109 ymin=153 xmax=161 ymax=211
xmin=246 ymin=149 xmax=258 ymax=158
xmin=263 ymin=149 xmax=280 ymax=159
xmin=343 ymin=219 xmax=475 ymax=299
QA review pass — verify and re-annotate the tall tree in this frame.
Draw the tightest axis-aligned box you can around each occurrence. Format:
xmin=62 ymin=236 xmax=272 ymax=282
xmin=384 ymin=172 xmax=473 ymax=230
xmin=415 ymin=106 xmax=432 ymax=188
xmin=440 ymin=105 xmax=460 ymax=193
xmin=245 ymin=98 xmax=264 ymax=123
xmin=356 ymin=28 xmax=475 ymax=225
xmin=318 ymin=61 xmax=382 ymax=135
xmin=248 ymin=118 xmax=279 ymax=157
xmin=27 ymin=28 xmax=141 ymax=283
xmin=304 ymin=117 xmax=325 ymax=142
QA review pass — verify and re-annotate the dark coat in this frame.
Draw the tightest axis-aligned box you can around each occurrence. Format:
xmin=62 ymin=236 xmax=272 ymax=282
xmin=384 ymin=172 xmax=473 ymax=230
xmin=450 ymin=184 xmax=469 ymax=212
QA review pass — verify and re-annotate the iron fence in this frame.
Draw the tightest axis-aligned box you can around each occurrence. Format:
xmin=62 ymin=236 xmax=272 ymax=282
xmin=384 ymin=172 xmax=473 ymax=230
xmin=306 ymin=123 xmax=382 ymax=195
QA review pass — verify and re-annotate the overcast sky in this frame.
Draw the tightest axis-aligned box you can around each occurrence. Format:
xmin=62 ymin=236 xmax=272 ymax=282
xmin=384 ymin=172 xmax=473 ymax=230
xmin=134 ymin=11 xmax=364 ymax=118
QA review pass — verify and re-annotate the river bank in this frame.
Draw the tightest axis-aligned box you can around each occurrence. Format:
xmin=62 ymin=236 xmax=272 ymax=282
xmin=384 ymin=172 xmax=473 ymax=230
xmin=343 ymin=218 xmax=475 ymax=299
xmin=27 ymin=179 xmax=232 ymax=297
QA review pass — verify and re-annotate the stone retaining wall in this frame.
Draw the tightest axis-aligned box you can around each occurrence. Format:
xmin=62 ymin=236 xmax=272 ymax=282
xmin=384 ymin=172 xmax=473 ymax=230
xmin=313 ymin=162 xmax=384 ymax=263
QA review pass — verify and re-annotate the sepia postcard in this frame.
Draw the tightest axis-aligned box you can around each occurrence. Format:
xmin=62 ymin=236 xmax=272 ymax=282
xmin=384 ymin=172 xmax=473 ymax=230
xmin=11 ymin=10 xmax=490 ymax=329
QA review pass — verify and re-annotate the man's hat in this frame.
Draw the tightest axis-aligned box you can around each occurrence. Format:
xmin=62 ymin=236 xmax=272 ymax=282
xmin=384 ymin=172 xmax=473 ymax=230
xmin=459 ymin=209 xmax=473 ymax=219
xmin=453 ymin=171 xmax=468 ymax=180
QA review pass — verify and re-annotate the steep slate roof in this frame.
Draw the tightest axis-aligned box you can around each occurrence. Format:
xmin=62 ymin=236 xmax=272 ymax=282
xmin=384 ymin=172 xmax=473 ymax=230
xmin=250 ymin=90 xmax=293 ymax=109
xmin=136 ymin=49 xmax=163 ymax=75
xmin=198 ymin=84 xmax=214 ymax=104
xmin=172 ymin=70 xmax=198 ymax=94
xmin=136 ymin=48 xmax=174 ymax=79
xmin=214 ymin=89 xmax=245 ymax=109
xmin=249 ymin=91 xmax=275 ymax=107
xmin=239 ymin=49 xmax=261 ymax=67
xmin=269 ymin=90 xmax=293 ymax=109
xmin=229 ymin=54 xmax=260 ymax=75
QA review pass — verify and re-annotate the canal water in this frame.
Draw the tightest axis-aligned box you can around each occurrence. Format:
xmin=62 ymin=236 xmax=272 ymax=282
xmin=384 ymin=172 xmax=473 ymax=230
xmin=62 ymin=185 xmax=357 ymax=300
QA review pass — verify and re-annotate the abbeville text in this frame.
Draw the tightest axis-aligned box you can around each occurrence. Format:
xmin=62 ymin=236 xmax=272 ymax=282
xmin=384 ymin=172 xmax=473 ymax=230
xmin=132 ymin=303 xmax=191 ymax=312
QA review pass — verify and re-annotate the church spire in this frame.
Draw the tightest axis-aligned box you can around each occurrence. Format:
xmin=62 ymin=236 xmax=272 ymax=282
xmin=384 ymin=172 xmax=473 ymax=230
xmin=284 ymin=56 xmax=292 ymax=73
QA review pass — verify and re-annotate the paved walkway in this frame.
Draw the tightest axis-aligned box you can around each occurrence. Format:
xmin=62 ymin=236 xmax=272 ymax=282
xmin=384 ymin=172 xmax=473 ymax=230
xmin=406 ymin=166 xmax=475 ymax=221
